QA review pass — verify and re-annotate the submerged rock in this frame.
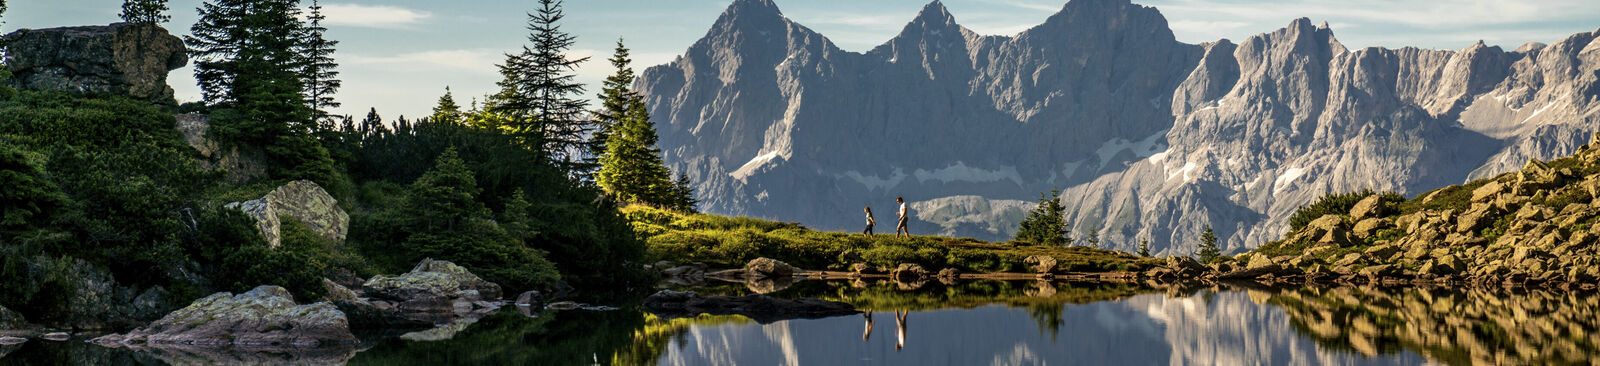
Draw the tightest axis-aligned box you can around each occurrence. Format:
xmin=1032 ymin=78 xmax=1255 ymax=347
xmin=225 ymin=180 xmax=350 ymax=248
xmin=642 ymin=290 xmax=858 ymax=324
xmin=2 ymin=22 xmax=187 ymax=101
xmin=91 ymin=286 xmax=356 ymax=346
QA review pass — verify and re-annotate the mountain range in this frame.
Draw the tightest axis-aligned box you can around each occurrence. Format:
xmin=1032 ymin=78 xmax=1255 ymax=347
xmin=634 ymin=0 xmax=1600 ymax=254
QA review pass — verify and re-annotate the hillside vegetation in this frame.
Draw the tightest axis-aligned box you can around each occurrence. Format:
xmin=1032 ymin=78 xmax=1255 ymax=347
xmin=622 ymin=205 xmax=1155 ymax=274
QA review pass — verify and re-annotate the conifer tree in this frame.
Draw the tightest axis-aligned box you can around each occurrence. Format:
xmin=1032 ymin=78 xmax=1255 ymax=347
xmin=431 ymin=87 xmax=463 ymax=124
xmin=491 ymin=0 xmax=594 ymax=175
xmin=301 ymin=0 xmax=341 ymax=127
xmin=1016 ymin=189 xmax=1071 ymax=246
xmin=593 ymin=41 xmax=685 ymax=209
xmin=592 ymin=38 xmax=633 ymax=160
xmin=670 ymin=171 xmax=699 ymax=212
xmin=120 ymin=0 xmax=170 ymax=25
xmin=1138 ymin=238 xmax=1151 ymax=257
xmin=188 ymin=0 xmax=311 ymax=141
xmin=1196 ymin=225 xmax=1221 ymax=263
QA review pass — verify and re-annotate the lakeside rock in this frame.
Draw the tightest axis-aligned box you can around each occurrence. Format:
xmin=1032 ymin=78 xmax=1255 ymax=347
xmin=91 ymin=286 xmax=355 ymax=346
xmin=358 ymin=259 xmax=504 ymax=326
xmin=743 ymin=257 xmax=797 ymax=279
xmin=2 ymin=22 xmax=187 ymax=102
xmin=0 ymin=306 xmax=25 ymax=330
xmin=225 ymin=180 xmax=350 ymax=249
xmin=1025 ymin=255 xmax=1058 ymax=274
xmin=642 ymin=290 xmax=858 ymax=324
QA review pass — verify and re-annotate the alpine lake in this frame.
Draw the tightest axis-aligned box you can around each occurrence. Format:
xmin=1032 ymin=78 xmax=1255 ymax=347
xmin=3 ymin=277 xmax=1596 ymax=365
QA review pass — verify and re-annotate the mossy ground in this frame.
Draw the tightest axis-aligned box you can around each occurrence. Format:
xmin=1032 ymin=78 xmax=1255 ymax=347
xmin=622 ymin=205 xmax=1156 ymax=273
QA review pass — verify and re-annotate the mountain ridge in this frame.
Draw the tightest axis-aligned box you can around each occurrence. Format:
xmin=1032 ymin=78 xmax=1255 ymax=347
xmin=636 ymin=0 xmax=1600 ymax=254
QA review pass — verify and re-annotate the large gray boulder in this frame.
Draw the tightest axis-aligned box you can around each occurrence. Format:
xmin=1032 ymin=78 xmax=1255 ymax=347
xmin=226 ymin=180 xmax=350 ymax=248
xmin=2 ymin=22 xmax=187 ymax=101
xmin=359 ymin=259 xmax=503 ymax=325
xmin=91 ymin=286 xmax=355 ymax=346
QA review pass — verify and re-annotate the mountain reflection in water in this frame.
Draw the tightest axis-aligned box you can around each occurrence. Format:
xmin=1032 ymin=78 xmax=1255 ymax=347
xmin=4 ymin=281 xmax=1597 ymax=365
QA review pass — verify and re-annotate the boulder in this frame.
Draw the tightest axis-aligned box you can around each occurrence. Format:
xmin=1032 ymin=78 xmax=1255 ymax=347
xmin=225 ymin=180 xmax=350 ymax=249
xmin=1246 ymin=253 xmax=1277 ymax=270
xmin=1348 ymin=195 xmax=1391 ymax=220
xmin=1471 ymin=181 xmax=1505 ymax=203
xmin=2 ymin=23 xmax=187 ymax=101
xmin=937 ymin=268 xmax=960 ymax=278
xmin=1363 ymin=244 xmax=1401 ymax=261
xmin=90 ymin=286 xmax=355 ymax=346
xmin=890 ymin=263 xmax=928 ymax=283
xmin=1024 ymin=255 xmax=1058 ymax=273
xmin=0 ymin=337 xmax=24 ymax=345
xmin=849 ymin=263 xmax=878 ymax=275
xmin=642 ymin=290 xmax=858 ymax=324
xmin=743 ymin=257 xmax=796 ymax=279
xmin=661 ymin=263 xmax=708 ymax=286
xmin=1164 ymin=256 xmax=1204 ymax=274
xmin=0 ymin=305 xmax=25 ymax=330
xmin=360 ymin=259 xmax=503 ymax=326
xmin=40 ymin=332 xmax=69 ymax=341
xmin=1351 ymin=218 xmax=1391 ymax=239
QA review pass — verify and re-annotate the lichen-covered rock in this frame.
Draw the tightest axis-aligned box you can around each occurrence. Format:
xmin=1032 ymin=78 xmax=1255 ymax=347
xmin=91 ymin=286 xmax=355 ymax=346
xmin=0 ymin=306 xmax=25 ymax=330
xmin=359 ymin=259 xmax=502 ymax=326
xmin=743 ymin=257 xmax=796 ymax=279
xmin=1348 ymin=195 xmax=1391 ymax=221
xmin=177 ymin=114 xmax=266 ymax=181
xmin=890 ymin=263 xmax=928 ymax=283
xmin=225 ymin=180 xmax=350 ymax=248
xmin=2 ymin=23 xmax=187 ymax=101
xmin=1024 ymin=255 xmax=1058 ymax=273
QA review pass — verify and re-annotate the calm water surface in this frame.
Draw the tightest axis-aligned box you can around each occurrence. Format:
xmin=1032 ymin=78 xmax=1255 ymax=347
xmin=3 ymin=280 xmax=1594 ymax=365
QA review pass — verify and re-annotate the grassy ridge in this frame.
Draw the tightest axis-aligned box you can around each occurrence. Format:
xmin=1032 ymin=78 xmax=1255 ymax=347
xmin=623 ymin=205 xmax=1156 ymax=273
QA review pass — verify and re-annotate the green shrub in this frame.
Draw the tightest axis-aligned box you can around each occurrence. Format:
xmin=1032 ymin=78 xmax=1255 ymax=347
xmin=1288 ymin=189 xmax=1402 ymax=231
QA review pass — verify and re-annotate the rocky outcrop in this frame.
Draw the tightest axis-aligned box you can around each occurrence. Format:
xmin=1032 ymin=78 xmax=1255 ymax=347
xmin=91 ymin=286 xmax=356 ymax=346
xmin=225 ymin=180 xmax=350 ymax=248
xmin=0 ymin=306 xmax=24 ymax=330
xmin=1255 ymin=135 xmax=1600 ymax=287
xmin=357 ymin=259 xmax=503 ymax=326
xmin=2 ymin=23 xmax=187 ymax=101
xmin=637 ymin=0 xmax=1600 ymax=256
xmin=642 ymin=290 xmax=858 ymax=324
xmin=176 ymin=114 xmax=266 ymax=181
xmin=7 ymin=257 xmax=176 ymax=330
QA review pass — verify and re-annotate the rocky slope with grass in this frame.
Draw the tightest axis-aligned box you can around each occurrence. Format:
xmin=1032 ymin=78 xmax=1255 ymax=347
xmin=637 ymin=0 xmax=1600 ymax=254
xmin=1241 ymin=133 xmax=1600 ymax=288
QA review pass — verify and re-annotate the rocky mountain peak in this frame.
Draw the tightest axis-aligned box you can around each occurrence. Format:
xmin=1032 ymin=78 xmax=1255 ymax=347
xmin=912 ymin=1 xmax=957 ymax=26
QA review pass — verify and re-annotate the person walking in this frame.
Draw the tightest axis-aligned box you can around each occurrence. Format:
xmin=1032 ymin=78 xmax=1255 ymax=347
xmin=863 ymin=206 xmax=876 ymax=235
xmin=895 ymin=197 xmax=910 ymax=237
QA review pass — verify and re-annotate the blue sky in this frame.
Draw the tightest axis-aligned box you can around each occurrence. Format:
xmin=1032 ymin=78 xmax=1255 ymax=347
xmin=8 ymin=0 xmax=1599 ymax=120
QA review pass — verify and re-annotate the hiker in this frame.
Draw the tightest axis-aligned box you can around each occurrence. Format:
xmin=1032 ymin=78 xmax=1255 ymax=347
xmin=895 ymin=197 xmax=910 ymax=237
xmin=862 ymin=311 xmax=874 ymax=341
xmin=895 ymin=309 xmax=908 ymax=351
xmin=863 ymin=206 xmax=876 ymax=235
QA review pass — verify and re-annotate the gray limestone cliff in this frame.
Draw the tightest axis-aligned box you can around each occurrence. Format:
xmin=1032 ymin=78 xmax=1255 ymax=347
xmin=636 ymin=0 xmax=1600 ymax=253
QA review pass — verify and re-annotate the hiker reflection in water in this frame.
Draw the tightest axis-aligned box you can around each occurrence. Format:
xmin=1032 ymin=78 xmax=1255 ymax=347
xmin=895 ymin=310 xmax=908 ymax=351
xmin=862 ymin=311 xmax=874 ymax=341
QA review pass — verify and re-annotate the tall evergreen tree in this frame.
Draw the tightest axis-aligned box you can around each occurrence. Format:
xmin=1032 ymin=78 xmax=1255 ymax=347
xmin=592 ymin=38 xmax=633 ymax=160
xmin=490 ymin=0 xmax=594 ymax=175
xmin=1196 ymin=225 xmax=1221 ymax=263
xmin=188 ymin=0 xmax=311 ymax=140
xmin=300 ymin=0 xmax=340 ymax=127
xmin=670 ymin=171 xmax=699 ymax=212
xmin=1016 ymin=189 xmax=1071 ymax=246
xmin=1138 ymin=238 xmax=1151 ymax=257
xmin=120 ymin=0 xmax=170 ymax=24
xmin=431 ymin=87 xmax=463 ymax=124
xmin=594 ymin=41 xmax=683 ymax=209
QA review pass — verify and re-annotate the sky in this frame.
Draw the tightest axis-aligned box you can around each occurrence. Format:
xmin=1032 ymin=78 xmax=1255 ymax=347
xmin=7 ymin=0 xmax=1600 ymax=120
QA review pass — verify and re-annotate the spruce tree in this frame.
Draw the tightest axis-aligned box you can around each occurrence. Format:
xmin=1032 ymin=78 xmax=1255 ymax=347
xmin=120 ymin=0 xmax=170 ymax=25
xmin=431 ymin=87 xmax=463 ymax=124
xmin=491 ymin=0 xmax=594 ymax=175
xmin=1016 ymin=189 xmax=1071 ymax=246
xmin=1196 ymin=225 xmax=1221 ymax=263
xmin=592 ymin=38 xmax=633 ymax=160
xmin=1138 ymin=238 xmax=1151 ymax=257
xmin=670 ymin=171 xmax=699 ymax=212
xmin=301 ymin=0 xmax=341 ymax=127
xmin=188 ymin=0 xmax=311 ymax=141
xmin=592 ymin=41 xmax=690 ymax=209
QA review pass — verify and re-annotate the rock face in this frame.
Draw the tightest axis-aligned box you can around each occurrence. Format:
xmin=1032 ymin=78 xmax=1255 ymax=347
xmin=637 ymin=0 xmax=1600 ymax=254
xmin=642 ymin=290 xmax=858 ymax=324
xmin=0 ymin=306 xmax=24 ymax=330
xmin=91 ymin=286 xmax=356 ymax=346
xmin=226 ymin=180 xmax=350 ymax=248
xmin=9 ymin=256 xmax=175 ymax=330
xmin=2 ymin=23 xmax=187 ymax=101
xmin=358 ymin=259 xmax=503 ymax=326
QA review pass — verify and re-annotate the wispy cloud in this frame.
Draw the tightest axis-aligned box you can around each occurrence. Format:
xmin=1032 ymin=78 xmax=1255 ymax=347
xmin=974 ymin=0 xmax=1061 ymax=12
xmin=345 ymin=49 xmax=501 ymax=73
xmin=320 ymin=4 xmax=433 ymax=29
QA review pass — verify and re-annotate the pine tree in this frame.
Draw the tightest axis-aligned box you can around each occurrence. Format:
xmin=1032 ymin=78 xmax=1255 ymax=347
xmin=301 ymin=0 xmax=341 ymax=127
xmin=1084 ymin=230 xmax=1101 ymax=249
xmin=188 ymin=0 xmax=312 ymax=142
xmin=1137 ymin=238 xmax=1151 ymax=257
xmin=405 ymin=148 xmax=483 ymax=232
xmin=490 ymin=0 xmax=594 ymax=175
xmin=670 ymin=171 xmax=699 ymax=212
xmin=431 ymin=87 xmax=463 ymax=124
xmin=1196 ymin=225 xmax=1221 ymax=264
xmin=592 ymin=38 xmax=633 ymax=160
xmin=120 ymin=0 xmax=170 ymax=25
xmin=598 ymin=41 xmax=678 ymax=207
xmin=1016 ymin=189 xmax=1071 ymax=246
